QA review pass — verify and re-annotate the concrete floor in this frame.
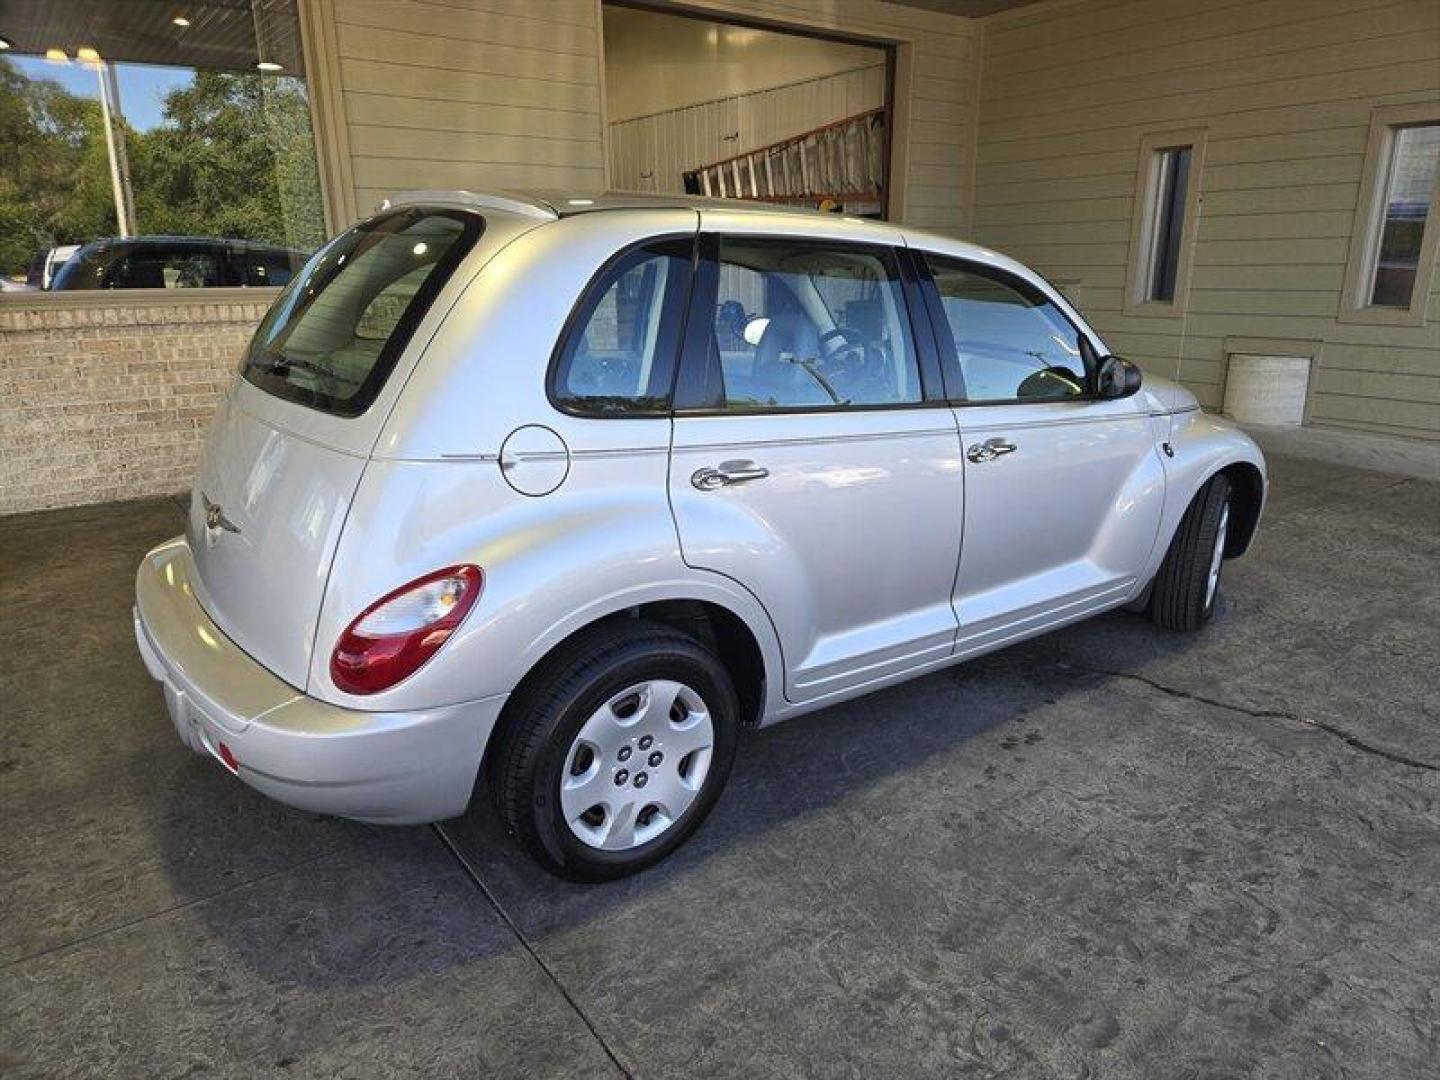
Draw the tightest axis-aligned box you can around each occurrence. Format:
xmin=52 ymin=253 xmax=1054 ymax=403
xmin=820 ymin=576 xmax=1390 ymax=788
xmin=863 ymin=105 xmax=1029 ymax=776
xmin=1 ymin=453 xmax=1437 ymax=1079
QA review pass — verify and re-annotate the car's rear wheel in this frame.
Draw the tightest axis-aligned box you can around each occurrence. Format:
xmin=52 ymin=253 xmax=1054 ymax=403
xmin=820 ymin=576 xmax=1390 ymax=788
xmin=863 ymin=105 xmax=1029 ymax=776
xmin=1149 ymin=473 xmax=1233 ymax=632
xmin=491 ymin=620 xmax=739 ymax=881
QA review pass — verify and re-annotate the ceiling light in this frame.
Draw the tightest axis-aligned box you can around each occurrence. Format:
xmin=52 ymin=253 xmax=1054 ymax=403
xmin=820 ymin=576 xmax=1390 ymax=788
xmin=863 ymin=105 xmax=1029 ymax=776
xmin=172 ymin=16 xmax=191 ymax=27
xmin=45 ymin=47 xmax=68 ymax=63
xmin=255 ymin=60 xmax=283 ymax=72
xmin=77 ymin=46 xmax=101 ymax=63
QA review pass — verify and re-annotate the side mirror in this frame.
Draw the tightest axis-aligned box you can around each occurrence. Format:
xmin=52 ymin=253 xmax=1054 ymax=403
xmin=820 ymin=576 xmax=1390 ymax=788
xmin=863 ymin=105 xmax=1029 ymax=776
xmin=1095 ymin=354 xmax=1143 ymax=399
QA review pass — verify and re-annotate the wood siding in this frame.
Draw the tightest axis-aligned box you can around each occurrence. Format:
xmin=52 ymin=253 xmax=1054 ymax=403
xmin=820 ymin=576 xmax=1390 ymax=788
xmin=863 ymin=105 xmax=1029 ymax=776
xmin=315 ymin=0 xmax=977 ymax=235
xmin=973 ymin=0 xmax=1440 ymax=440
xmin=325 ymin=0 xmax=609 ymax=215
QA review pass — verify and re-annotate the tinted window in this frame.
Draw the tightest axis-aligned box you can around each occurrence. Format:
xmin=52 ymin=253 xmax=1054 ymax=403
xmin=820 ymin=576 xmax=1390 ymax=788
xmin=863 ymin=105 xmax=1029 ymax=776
xmin=924 ymin=256 xmax=1086 ymax=403
xmin=241 ymin=208 xmax=480 ymax=418
xmin=118 ymin=248 xmax=227 ymax=289
xmin=550 ymin=239 xmax=693 ymax=415
xmin=695 ymin=238 xmax=921 ymax=411
xmin=242 ymin=249 xmax=305 ymax=287
xmin=52 ymin=243 xmax=235 ymax=290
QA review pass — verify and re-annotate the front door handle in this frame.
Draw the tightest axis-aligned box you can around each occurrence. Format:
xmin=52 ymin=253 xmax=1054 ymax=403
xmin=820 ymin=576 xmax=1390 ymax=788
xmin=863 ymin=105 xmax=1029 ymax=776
xmin=691 ymin=460 xmax=770 ymax=491
xmin=966 ymin=438 xmax=1018 ymax=464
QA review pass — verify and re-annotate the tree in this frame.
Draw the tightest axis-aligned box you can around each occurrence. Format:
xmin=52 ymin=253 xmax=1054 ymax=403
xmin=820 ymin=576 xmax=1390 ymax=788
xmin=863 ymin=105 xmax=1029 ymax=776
xmin=0 ymin=58 xmax=326 ymax=279
xmin=0 ymin=58 xmax=115 ymax=274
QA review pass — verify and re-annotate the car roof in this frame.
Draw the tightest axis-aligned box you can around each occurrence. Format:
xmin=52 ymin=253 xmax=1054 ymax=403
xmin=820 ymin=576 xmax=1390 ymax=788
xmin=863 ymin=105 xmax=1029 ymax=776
xmin=380 ymin=188 xmax=1030 ymax=285
xmin=383 ymin=187 xmax=845 ymax=221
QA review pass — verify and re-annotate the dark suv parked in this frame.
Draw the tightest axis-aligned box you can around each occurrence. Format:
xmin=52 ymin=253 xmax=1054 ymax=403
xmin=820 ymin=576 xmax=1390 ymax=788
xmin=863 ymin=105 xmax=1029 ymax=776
xmin=49 ymin=236 xmax=308 ymax=291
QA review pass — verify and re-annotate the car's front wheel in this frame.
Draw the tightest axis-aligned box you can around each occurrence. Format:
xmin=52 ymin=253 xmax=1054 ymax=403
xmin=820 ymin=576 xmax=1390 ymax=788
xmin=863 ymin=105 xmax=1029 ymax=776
xmin=491 ymin=620 xmax=739 ymax=881
xmin=1149 ymin=472 xmax=1233 ymax=632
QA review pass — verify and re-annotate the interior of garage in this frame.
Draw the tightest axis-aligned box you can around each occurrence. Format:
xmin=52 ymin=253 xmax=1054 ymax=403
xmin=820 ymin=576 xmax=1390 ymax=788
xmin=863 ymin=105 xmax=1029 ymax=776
xmin=1 ymin=0 xmax=1438 ymax=1076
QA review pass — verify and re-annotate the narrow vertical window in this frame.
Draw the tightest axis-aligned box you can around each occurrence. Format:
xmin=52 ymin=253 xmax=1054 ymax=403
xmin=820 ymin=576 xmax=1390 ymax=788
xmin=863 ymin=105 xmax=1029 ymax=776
xmin=1146 ymin=146 xmax=1192 ymax=302
xmin=1368 ymin=123 xmax=1439 ymax=309
xmin=1342 ymin=105 xmax=1440 ymax=326
xmin=1125 ymin=129 xmax=1206 ymax=316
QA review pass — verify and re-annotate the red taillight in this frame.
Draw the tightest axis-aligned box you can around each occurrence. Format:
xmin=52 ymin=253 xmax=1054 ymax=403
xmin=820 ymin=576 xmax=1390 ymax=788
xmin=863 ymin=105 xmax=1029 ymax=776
xmin=330 ymin=565 xmax=483 ymax=695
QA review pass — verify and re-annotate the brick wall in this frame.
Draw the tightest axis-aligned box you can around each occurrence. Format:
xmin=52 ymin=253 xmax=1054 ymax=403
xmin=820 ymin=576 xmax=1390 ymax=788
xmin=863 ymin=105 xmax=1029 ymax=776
xmin=0 ymin=300 xmax=269 ymax=515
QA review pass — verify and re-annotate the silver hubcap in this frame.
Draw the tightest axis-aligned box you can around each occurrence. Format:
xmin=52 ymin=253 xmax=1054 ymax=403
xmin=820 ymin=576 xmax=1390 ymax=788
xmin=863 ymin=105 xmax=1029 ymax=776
xmin=1206 ymin=503 xmax=1230 ymax=609
xmin=561 ymin=680 xmax=715 ymax=851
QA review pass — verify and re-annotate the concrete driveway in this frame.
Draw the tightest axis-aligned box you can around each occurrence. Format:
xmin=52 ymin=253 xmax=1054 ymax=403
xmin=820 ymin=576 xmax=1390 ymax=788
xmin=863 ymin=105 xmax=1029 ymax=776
xmin=2 ymin=454 xmax=1436 ymax=1079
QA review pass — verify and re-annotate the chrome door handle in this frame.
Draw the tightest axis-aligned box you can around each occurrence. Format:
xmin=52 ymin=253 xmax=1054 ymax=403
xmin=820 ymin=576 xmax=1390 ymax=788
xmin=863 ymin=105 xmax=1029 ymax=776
xmin=966 ymin=438 xmax=1018 ymax=463
xmin=691 ymin=460 xmax=770 ymax=490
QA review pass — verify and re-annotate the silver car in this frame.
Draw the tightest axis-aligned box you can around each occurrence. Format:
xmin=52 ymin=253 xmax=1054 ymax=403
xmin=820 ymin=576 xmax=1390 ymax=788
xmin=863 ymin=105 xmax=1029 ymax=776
xmin=134 ymin=191 xmax=1266 ymax=880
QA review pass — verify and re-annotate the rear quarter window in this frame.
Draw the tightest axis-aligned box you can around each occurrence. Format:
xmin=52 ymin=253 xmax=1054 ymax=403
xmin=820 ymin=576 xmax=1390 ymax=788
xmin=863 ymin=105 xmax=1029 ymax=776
xmin=241 ymin=208 xmax=482 ymax=417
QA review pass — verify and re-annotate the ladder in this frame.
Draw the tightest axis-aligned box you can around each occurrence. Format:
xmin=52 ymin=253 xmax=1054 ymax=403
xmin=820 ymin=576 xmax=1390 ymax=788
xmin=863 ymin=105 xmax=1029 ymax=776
xmin=683 ymin=108 xmax=886 ymax=216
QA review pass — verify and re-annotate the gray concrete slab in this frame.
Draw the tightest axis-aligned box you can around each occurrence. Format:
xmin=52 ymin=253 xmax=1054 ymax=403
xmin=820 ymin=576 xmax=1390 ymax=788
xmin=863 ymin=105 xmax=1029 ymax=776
xmin=0 ymin=498 xmax=621 ymax=1079
xmin=1 ymin=454 xmax=1436 ymax=1079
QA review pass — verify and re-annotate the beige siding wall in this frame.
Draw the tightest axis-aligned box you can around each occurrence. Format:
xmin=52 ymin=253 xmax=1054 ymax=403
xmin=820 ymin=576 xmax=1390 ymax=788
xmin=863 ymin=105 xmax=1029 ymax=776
xmin=972 ymin=0 xmax=1440 ymax=440
xmin=315 ymin=0 xmax=978 ymax=235
xmin=322 ymin=0 xmax=610 ymax=216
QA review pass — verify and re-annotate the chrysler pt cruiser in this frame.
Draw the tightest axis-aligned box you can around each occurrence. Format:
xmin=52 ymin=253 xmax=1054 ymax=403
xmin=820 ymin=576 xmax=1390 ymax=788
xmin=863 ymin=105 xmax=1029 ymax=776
xmin=134 ymin=191 xmax=1266 ymax=880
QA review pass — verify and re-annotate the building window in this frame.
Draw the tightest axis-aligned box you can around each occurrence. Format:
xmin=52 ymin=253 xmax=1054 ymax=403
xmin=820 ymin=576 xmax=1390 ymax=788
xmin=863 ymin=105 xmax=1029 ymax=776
xmin=1342 ymin=104 xmax=1440 ymax=327
xmin=1369 ymin=124 xmax=1439 ymax=307
xmin=0 ymin=0 xmax=325 ymax=295
xmin=1125 ymin=129 xmax=1207 ymax=316
xmin=1144 ymin=147 xmax=1191 ymax=302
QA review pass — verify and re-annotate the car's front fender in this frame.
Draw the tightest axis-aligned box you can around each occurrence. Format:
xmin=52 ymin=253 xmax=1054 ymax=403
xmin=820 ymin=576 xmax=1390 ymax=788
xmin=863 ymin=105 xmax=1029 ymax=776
xmin=1140 ymin=408 xmax=1268 ymax=586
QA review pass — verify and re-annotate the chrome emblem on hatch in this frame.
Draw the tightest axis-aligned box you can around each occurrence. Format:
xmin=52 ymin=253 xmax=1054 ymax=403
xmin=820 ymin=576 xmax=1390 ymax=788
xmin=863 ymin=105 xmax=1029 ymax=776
xmin=201 ymin=492 xmax=240 ymax=535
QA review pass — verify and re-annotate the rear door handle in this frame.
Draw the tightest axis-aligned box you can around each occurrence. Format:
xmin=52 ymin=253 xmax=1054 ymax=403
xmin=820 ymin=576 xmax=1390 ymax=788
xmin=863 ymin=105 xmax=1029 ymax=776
xmin=966 ymin=438 xmax=1017 ymax=463
xmin=691 ymin=460 xmax=770 ymax=490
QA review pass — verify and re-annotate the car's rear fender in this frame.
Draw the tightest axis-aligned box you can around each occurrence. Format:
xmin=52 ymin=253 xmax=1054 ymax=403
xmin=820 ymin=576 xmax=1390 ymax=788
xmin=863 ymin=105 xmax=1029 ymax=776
xmin=307 ymin=457 xmax=786 ymax=720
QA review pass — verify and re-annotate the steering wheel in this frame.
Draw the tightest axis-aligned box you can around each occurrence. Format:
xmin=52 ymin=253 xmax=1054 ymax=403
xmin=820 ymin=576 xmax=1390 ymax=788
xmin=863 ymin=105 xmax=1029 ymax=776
xmin=818 ymin=327 xmax=891 ymax=393
xmin=819 ymin=326 xmax=864 ymax=355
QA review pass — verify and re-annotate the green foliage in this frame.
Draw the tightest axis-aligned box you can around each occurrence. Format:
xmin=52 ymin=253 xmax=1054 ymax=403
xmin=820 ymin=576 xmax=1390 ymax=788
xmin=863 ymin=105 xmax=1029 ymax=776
xmin=0 ymin=58 xmax=326 ymax=278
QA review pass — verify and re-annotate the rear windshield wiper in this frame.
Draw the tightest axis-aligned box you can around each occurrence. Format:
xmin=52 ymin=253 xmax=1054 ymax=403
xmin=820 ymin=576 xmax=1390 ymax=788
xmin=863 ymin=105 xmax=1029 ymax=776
xmin=258 ymin=352 xmax=355 ymax=385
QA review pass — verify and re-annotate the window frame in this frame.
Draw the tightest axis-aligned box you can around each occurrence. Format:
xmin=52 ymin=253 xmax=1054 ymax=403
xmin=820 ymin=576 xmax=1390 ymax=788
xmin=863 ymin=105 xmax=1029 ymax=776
xmin=671 ymin=233 xmax=945 ymax=416
xmin=546 ymin=234 xmax=699 ymax=420
xmin=240 ymin=207 xmax=483 ymax=419
xmin=0 ymin=0 xmax=343 ymax=311
xmin=1339 ymin=103 xmax=1440 ymax=328
xmin=913 ymin=251 xmax=1101 ymax=408
xmin=1123 ymin=128 xmax=1208 ymax=319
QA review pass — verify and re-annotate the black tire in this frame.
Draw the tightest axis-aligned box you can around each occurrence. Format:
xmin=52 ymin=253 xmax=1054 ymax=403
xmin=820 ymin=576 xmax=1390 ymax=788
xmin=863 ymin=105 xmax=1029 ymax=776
xmin=491 ymin=619 xmax=740 ymax=882
xmin=1149 ymin=473 xmax=1233 ymax=632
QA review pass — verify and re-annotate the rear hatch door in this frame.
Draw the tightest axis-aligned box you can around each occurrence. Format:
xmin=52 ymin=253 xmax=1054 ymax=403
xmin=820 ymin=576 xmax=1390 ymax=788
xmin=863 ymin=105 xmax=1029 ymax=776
xmin=186 ymin=206 xmax=504 ymax=690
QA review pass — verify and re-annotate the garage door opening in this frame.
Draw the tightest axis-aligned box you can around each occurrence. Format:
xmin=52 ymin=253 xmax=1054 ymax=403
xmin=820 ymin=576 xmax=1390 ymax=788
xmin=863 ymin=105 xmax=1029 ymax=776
xmin=602 ymin=4 xmax=894 ymax=218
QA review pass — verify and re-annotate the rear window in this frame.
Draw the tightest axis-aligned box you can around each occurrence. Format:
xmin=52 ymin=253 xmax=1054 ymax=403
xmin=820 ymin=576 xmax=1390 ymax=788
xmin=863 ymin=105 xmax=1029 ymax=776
xmin=241 ymin=208 xmax=482 ymax=417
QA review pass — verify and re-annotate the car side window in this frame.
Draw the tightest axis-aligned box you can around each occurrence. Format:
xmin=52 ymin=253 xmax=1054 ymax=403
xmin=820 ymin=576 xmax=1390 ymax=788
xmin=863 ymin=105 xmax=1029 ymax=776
xmin=923 ymin=255 xmax=1087 ymax=403
xmin=692 ymin=238 xmax=922 ymax=411
xmin=551 ymin=239 xmax=694 ymax=416
xmin=107 ymin=249 xmax=230 ymax=289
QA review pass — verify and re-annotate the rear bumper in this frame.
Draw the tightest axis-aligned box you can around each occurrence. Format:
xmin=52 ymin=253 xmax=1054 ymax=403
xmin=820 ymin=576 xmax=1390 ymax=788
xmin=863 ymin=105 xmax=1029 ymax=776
xmin=133 ymin=537 xmax=505 ymax=824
